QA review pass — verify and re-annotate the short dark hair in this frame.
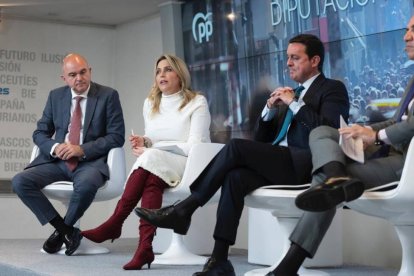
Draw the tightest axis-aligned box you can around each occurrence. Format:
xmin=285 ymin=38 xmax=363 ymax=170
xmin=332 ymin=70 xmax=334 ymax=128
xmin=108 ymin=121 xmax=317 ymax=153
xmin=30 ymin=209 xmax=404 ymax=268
xmin=289 ymin=34 xmax=325 ymax=72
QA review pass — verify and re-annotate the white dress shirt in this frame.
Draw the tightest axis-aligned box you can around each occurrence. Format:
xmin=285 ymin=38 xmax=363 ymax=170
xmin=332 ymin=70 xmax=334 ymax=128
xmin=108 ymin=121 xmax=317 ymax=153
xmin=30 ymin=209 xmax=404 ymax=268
xmin=50 ymin=86 xmax=90 ymax=156
xmin=261 ymin=74 xmax=320 ymax=146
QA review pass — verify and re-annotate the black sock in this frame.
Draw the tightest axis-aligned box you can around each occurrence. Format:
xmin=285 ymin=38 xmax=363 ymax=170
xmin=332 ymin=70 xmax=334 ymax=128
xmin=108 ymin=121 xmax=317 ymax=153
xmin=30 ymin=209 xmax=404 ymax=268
xmin=50 ymin=216 xmax=73 ymax=236
xmin=211 ymin=239 xmax=229 ymax=262
xmin=176 ymin=194 xmax=200 ymax=217
xmin=273 ymin=243 xmax=308 ymax=275
xmin=322 ymin=161 xmax=347 ymax=179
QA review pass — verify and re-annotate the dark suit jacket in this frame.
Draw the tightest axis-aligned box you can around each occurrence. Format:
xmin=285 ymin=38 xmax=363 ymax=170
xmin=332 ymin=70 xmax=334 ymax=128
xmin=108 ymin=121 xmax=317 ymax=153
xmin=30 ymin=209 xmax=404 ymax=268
xmin=254 ymin=73 xmax=349 ymax=183
xmin=28 ymin=82 xmax=125 ymax=178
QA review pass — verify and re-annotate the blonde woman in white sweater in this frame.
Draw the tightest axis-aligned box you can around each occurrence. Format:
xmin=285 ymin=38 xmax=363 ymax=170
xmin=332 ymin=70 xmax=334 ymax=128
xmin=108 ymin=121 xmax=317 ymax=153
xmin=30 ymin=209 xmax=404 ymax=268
xmin=82 ymin=54 xmax=211 ymax=270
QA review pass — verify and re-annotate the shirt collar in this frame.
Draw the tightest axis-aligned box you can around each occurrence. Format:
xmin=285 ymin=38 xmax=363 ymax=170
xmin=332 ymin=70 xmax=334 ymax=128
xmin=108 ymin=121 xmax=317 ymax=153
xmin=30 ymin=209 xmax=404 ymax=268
xmin=71 ymin=84 xmax=90 ymax=99
xmin=299 ymin=73 xmax=320 ymax=91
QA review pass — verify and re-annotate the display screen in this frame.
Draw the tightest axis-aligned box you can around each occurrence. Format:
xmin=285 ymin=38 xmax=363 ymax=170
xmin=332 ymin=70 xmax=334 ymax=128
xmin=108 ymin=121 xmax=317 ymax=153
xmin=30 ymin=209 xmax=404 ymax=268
xmin=182 ymin=0 xmax=413 ymax=142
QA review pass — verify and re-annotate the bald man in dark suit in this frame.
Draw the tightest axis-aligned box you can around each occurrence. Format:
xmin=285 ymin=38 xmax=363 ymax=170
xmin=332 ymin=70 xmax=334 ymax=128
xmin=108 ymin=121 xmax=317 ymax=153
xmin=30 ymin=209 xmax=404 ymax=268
xmin=12 ymin=53 xmax=125 ymax=256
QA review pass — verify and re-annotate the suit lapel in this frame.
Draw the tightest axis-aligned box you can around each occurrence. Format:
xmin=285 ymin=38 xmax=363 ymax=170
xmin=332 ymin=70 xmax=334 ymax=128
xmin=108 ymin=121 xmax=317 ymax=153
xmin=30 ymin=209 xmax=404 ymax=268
xmin=61 ymin=88 xmax=72 ymax=133
xmin=303 ymin=73 xmax=325 ymax=104
xmin=83 ymin=82 xmax=98 ymax=138
xmin=275 ymin=74 xmax=325 ymax=141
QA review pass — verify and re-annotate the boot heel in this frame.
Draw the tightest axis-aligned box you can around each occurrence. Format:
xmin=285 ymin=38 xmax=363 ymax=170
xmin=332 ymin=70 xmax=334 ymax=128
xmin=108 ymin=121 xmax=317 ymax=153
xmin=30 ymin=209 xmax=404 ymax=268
xmin=173 ymin=224 xmax=189 ymax=235
xmin=173 ymin=216 xmax=191 ymax=235
xmin=123 ymin=246 xmax=155 ymax=270
xmin=343 ymin=180 xmax=364 ymax=202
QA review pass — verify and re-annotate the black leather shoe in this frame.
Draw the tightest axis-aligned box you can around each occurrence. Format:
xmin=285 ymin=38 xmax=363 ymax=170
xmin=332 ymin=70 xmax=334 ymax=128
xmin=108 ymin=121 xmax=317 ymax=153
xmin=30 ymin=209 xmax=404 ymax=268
xmin=63 ymin=227 xmax=83 ymax=256
xmin=295 ymin=177 xmax=364 ymax=212
xmin=193 ymin=257 xmax=235 ymax=276
xmin=134 ymin=204 xmax=191 ymax=235
xmin=43 ymin=230 xmax=63 ymax=254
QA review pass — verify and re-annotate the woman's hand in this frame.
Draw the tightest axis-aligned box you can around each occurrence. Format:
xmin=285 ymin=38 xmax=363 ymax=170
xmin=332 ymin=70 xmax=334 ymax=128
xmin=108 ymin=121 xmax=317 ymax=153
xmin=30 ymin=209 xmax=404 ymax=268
xmin=129 ymin=134 xmax=145 ymax=149
xmin=131 ymin=147 xmax=146 ymax=157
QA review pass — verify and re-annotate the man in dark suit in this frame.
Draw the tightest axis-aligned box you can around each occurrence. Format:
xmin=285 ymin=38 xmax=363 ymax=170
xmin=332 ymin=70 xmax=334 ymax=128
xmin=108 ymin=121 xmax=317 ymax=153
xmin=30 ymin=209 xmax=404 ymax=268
xmin=276 ymin=15 xmax=414 ymax=276
xmin=12 ymin=53 xmax=125 ymax=256
xmin=136 ymin=34 xmax=349 ymax=275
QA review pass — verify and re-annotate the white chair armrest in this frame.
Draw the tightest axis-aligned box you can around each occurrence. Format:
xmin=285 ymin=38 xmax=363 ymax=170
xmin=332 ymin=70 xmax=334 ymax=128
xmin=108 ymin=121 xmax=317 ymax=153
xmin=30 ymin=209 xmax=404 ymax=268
xmin=162 ymin=143 xmax=224 ymax=202
xmin=180 ymin=143 xmax=225 ymax=188
xmin=357 ymin=136 xmax=414 ymax=201
xmin=31 ymin=145 xmax=126 ymax=202
xmin=95 ymin=147 xmax=126 ymax=201
xmin=30 ymin=145 xmax=40 ymax=163
xmin=393 ymin=136 xmax=414 ymax=199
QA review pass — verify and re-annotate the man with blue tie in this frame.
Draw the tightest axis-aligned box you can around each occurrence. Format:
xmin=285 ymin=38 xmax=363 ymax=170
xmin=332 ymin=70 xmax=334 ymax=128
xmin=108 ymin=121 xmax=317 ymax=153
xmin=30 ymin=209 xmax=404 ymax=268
xmin=135 ymin=34 xmax=349 ymax=275
xmin=12 ymin=53 xmax=125 ymax=256
xmin=277 ymin=15 xmax=414 ymax=276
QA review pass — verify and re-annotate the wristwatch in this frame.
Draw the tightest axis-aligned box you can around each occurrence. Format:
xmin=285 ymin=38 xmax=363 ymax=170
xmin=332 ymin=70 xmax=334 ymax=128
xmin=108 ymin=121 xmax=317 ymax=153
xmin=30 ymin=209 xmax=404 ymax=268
xmin=375 ymin=130 xmax=384 ymax=146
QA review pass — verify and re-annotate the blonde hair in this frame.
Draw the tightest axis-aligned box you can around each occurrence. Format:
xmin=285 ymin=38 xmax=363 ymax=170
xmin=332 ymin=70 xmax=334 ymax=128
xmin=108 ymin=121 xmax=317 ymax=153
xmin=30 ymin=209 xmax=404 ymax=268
xmin=148 ymin=54 xmax=198 ymax=114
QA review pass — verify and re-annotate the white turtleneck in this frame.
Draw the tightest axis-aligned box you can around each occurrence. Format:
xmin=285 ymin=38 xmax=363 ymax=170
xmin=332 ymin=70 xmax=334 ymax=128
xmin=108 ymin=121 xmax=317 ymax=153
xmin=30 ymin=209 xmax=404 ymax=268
xmin=130 ymin=92 xmax=211 ymax=186
xmin=143 ymin=92 xmax=211 ymax=153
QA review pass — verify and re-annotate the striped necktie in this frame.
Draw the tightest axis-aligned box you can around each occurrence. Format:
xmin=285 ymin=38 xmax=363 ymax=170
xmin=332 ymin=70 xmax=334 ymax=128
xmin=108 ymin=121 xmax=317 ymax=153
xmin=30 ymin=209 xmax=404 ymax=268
xmin=272 ymin=86 xmax=305 ymax=145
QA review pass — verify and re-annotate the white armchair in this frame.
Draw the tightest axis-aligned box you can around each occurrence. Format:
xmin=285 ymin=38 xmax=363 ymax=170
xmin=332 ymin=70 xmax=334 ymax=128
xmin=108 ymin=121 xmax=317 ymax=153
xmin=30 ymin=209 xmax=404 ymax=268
xmin=153 ymin=143 xmax=224 ymax=265
xmin=245 ymin=184 xmax=339 ymax=276
xmin=30 ymin=146 xmax=126 ymax=255
xmin=346 ymin=137 xmax=414 ymax=276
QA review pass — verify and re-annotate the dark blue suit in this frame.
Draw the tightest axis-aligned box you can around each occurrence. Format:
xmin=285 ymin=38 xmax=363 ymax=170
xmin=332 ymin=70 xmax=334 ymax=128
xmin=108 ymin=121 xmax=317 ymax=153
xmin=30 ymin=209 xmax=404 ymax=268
xmin=189 ymin=73 xmax=349 ymax=245
xmin=12 ymin=82 xmax=125 ymax=226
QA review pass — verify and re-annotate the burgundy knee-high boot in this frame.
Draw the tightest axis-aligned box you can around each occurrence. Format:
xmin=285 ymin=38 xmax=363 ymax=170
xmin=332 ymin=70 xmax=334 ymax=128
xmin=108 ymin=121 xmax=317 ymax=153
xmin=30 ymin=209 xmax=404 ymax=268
xmin=123 ymin=173 xmax=166 ymax=270
xmin=82 ymin=168 xmax=151 ymax=243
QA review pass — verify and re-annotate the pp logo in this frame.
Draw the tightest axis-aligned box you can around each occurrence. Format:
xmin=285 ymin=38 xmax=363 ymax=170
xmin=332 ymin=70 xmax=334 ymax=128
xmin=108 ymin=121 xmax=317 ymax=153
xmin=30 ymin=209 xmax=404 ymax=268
xmin=192 ymin=12 xmax=213 ymax=43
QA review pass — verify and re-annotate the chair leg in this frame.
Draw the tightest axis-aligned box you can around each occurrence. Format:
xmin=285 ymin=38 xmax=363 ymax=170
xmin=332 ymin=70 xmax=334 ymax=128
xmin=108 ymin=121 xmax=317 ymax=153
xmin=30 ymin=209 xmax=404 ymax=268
xmin=244 ymin=216 xmax=328 ymax=276
xmin=153 ymin=232 xmax=207 ymax=265
xmin=395 ymin=225 xmax=414 ymax=276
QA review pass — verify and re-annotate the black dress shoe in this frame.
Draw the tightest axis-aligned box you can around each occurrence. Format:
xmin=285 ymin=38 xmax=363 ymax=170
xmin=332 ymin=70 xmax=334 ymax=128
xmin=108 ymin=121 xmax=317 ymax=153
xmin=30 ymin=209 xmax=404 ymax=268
xmin=295 ymin=176 xmax=364 ymax=212
xmin=63 ymin=227 xmax=83 ymax=256
xmin=134 ymin=204 xmax=191 ymax=235
xmin=193 ymin=257 xmax=235 ymax=276
xmin=43 ymin=230 xmax=64 ymax=254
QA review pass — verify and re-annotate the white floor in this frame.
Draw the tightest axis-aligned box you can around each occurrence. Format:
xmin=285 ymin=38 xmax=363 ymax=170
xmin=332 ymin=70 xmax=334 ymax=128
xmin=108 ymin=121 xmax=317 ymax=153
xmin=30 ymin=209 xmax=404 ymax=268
xmin=0 ymin=239 xmax=398 ymax=276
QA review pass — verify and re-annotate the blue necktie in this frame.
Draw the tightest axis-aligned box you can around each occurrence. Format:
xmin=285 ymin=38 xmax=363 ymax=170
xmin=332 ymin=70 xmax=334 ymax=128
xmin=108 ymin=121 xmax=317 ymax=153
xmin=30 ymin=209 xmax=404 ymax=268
xmin=396 ymin=83 xmax=414 ymax=122
xmin=272 ymin=86 xmax=305 ymax=145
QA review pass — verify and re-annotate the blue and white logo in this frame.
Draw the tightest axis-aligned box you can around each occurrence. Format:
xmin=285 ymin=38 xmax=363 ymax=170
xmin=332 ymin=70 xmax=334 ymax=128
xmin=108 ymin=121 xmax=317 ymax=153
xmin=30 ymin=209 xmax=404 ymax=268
xmin=192 ymin=12 xmax=213 ymax=43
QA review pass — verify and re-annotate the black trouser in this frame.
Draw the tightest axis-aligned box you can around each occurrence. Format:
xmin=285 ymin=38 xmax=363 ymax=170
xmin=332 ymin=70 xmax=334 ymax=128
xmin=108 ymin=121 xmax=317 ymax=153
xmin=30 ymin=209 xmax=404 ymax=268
xmin=190 ymin=138 xmax=300 ymax=244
